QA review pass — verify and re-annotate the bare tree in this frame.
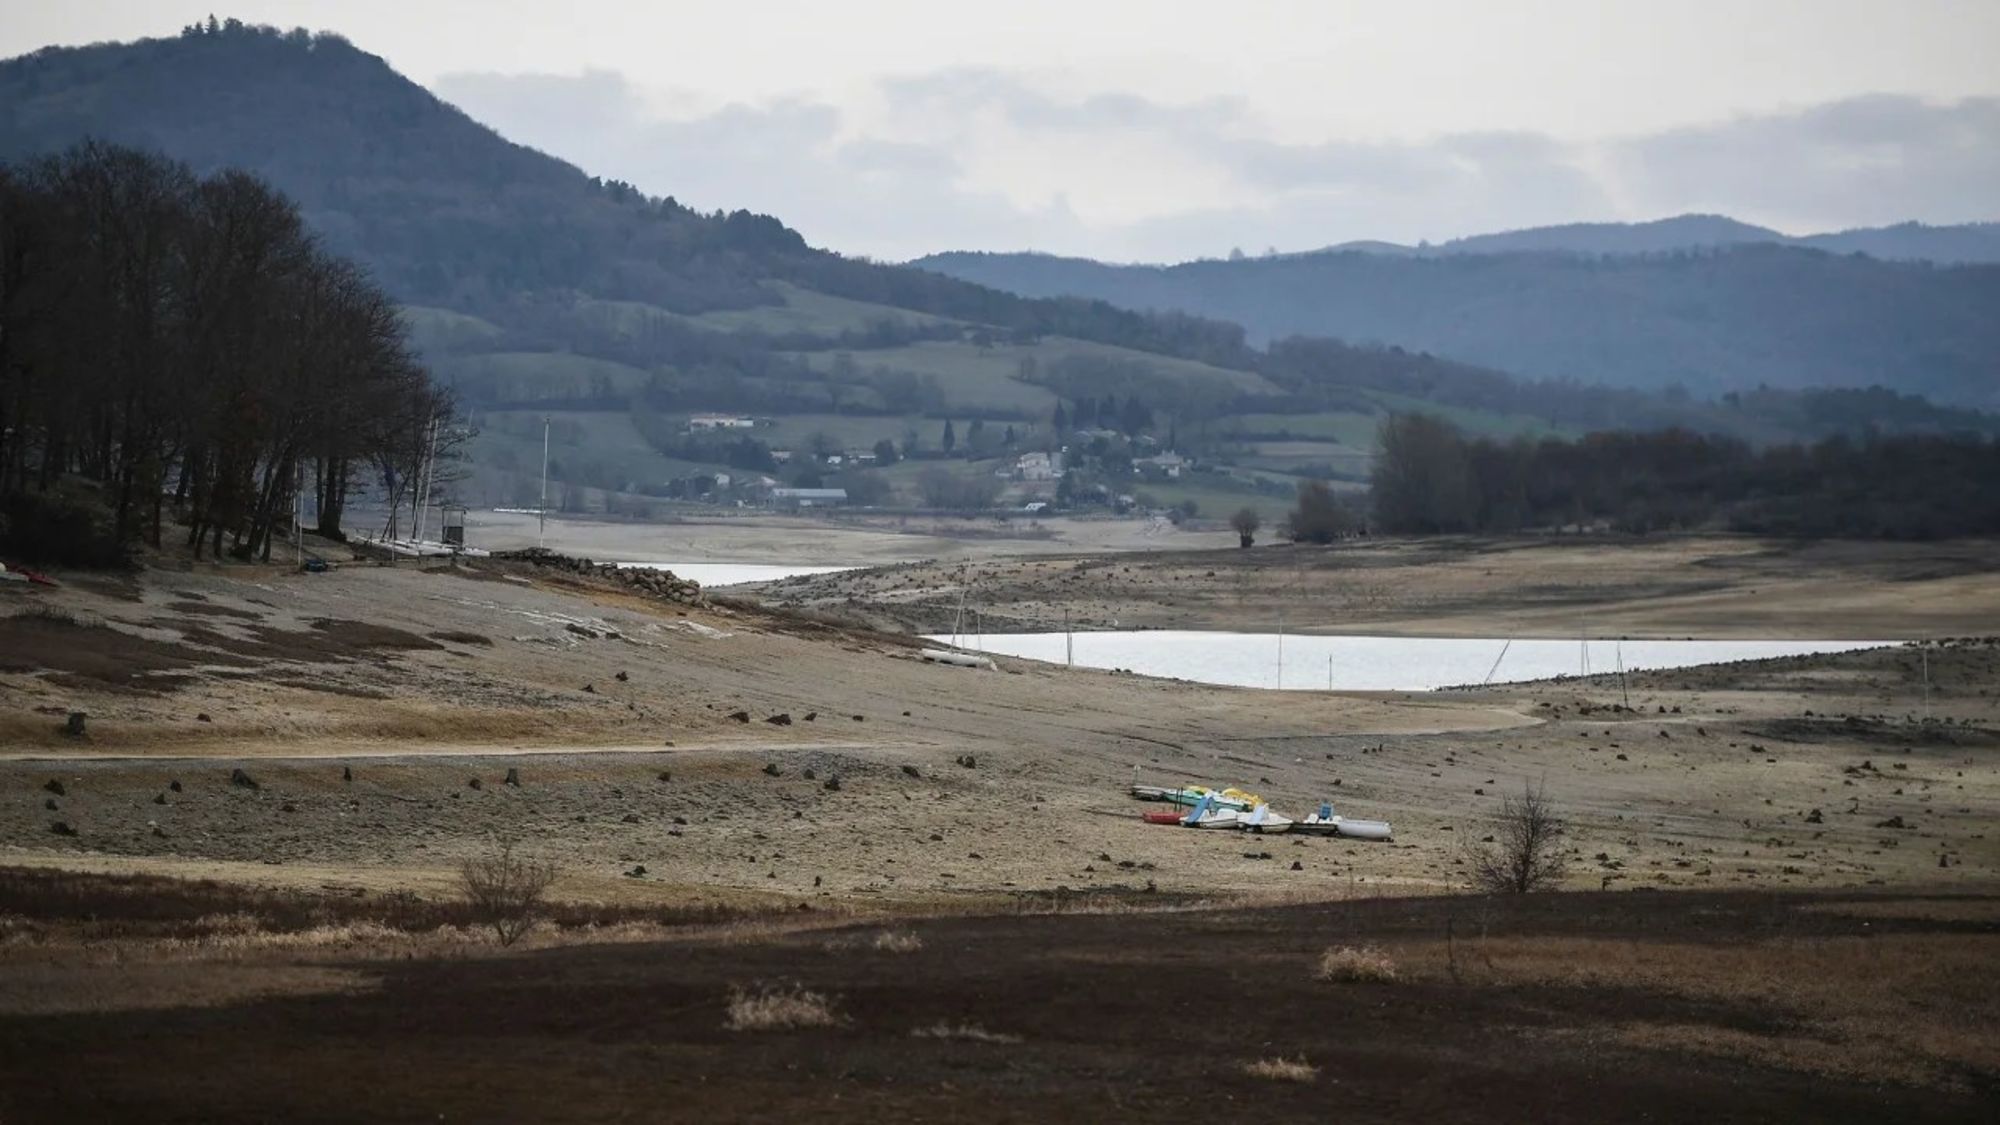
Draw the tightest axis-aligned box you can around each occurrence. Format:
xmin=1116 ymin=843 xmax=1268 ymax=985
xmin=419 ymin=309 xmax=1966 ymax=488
xmin=1230 ymin=506 xmax=1261 ymax=548
xmin=458 ymin=842 xmax=558 ymax=946
xmin=1467 ymin=780 xmax=1569 ymax=894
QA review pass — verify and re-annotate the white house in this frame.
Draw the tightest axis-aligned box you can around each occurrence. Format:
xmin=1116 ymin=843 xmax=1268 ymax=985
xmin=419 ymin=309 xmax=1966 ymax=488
xmin=770 ymin=487 xmax=848 ymax=509
xmin=688 ymin=414 xmax=756 ymax=432
xmin=1016 ymin=451 xmax=1062 ymax=481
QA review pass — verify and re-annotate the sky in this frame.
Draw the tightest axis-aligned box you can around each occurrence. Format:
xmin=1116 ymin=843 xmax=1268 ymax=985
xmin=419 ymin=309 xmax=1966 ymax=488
xmin=7 ymin=1 xmax=1998 ymax=261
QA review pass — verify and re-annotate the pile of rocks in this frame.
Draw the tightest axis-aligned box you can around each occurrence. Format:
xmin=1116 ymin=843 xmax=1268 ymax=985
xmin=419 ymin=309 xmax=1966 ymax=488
xmin=495 ymin=549 xmax=705 ymax=606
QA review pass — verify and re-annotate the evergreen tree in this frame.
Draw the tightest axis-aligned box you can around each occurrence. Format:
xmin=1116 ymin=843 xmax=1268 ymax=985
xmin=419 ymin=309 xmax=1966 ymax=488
xmin=942 ymin=419 xmax=957 ymax=455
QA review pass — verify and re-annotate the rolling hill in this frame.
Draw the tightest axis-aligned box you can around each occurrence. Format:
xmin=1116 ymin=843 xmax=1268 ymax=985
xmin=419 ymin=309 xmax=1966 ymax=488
xmin=911 ymin=242 xmax=2000 ymax=408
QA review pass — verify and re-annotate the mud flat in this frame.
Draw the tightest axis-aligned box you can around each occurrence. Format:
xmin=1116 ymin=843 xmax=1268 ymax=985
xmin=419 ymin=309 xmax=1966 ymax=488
xmin=762 ymin=534 xmax=2000 ymax=640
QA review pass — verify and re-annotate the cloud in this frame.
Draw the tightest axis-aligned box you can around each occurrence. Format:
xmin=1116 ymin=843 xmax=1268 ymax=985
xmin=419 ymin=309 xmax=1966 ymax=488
xmin=1608 ymin=95 xmax=2000 ymax=231
xmin=434 ymin=67 xmax=1999 ymax=262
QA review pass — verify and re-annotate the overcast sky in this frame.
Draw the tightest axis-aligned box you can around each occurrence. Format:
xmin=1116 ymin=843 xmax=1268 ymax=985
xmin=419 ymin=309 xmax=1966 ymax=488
xmin=9 ymin=1 xmax=1998 ymax=261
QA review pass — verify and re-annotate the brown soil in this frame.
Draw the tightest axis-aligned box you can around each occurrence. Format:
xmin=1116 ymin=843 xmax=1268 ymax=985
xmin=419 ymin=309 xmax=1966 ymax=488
xmin=759 ymin=535 xmax=2000 ymax=639
xmin=0 ymin=877 xmax=1992 ymax=1122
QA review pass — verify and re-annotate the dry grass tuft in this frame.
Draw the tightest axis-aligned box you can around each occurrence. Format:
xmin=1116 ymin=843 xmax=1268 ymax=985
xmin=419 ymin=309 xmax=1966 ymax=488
xmin=725 ymin=983 xmax=841 ymax=1031
xmin=1242 ymin=1055 xmax=1319 ymax=1083
xmin=1316 ymin=944 xmax=1398 ymax=983
xmin=911 ymin=1021 xmax=1021 ymax=1044
xmin=872 ymin=929 xmax=923 ymax=953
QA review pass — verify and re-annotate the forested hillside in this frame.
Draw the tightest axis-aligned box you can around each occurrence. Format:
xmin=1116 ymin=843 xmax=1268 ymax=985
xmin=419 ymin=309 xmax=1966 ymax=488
xmin=913 ymin=245 xmax=2000 ymax=408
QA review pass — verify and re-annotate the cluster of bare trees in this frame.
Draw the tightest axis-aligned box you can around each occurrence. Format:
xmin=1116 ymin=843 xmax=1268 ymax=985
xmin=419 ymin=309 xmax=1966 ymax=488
xmin=1371 ymin=411 xmax=2000 ymax=539
xmin=0 ymin=142 xmax=443 ymax=563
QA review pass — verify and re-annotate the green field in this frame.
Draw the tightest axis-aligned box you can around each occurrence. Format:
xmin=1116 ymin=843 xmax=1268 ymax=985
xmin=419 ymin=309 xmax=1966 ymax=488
xmin=400 ymin=305 xmax=504 ymax=357
xmin=581 ymin=282 xmax=957 ymax=340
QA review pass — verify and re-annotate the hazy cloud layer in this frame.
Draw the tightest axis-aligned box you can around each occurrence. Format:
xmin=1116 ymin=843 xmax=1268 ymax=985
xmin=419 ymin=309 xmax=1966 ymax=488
xmin=435 ymin=68 xmax=1998 ymax=263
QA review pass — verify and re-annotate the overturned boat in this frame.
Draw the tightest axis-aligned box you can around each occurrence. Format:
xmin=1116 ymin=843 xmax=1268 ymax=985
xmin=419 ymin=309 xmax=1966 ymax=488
xmin=1296 ymin=802 xmax=1393 ymax=841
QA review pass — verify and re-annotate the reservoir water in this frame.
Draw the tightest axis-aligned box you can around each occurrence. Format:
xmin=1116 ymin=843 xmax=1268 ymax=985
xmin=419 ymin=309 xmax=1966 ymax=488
xmin=927 ymin=631 xmax=1892 ymax=692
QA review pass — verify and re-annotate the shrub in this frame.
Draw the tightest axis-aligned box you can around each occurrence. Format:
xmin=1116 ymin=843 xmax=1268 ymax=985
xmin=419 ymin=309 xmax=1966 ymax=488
xmin=457 ymin=842 xmax=557 ymax=946
xmin=1316 ymin=945 xmax=1399 ymax=983
xmin=1242 ymin=1056 xmax=1319 ymax=1082
xmin=0 ymin=485 xmax=130 ymax=568
xmin=725 ymin=983 xmax=840 ymax=1031
xmin=1466 ymin=780 xmax=1570 ymax=894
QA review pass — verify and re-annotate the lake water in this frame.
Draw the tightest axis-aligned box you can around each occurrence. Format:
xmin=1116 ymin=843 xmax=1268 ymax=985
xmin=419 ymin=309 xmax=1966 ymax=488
xmin=623 ymin=562 xmax=857 ymax=587
xmin=927 ymin=631 xmax=1892 ymax=692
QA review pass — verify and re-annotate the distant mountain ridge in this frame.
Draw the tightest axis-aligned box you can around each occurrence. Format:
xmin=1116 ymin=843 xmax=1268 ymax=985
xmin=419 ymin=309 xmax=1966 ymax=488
xmin=911 ymin=241 xmax=2000 ymax=407
xmin=1303 ymin=214 xmax=2000 ymax=264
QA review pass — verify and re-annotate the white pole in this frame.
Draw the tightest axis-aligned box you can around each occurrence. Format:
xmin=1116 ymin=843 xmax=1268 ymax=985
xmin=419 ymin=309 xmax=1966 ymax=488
xmin=1276 ymin=609 xmax=1284 ymax=690
xmin=538 ymin=415 xmax=550 ymax=549
xmin=1065 ymin=607 xmax=1073 ymax=668
xmin=1327 ymin=653 xmax=1333 ymax=691
xmin=1922 ymin=643 xmax=1931 ymax=721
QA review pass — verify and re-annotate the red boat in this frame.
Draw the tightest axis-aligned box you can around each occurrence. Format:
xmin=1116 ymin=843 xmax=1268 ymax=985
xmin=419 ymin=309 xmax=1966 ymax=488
xmin=1142 ymin=810 xmax=1185 ymax=825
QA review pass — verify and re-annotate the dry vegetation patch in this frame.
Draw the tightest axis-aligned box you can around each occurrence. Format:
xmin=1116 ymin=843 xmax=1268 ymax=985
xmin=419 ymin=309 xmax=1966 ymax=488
xmin=1241 ymin=1056 xmax=1319 ymax=1083
xmin=911 ymin=1022 xmax=1021 ymax=1044
xmin=725 ymin=983 xmax=842 ymax=1031
xmin=1400 ymin=931 xmax=2000 ymax=1087
xmin=872 ymin=929 xmax=923 ymax=953
xmin=1316 ymin=945 xmax=1399 ymax=983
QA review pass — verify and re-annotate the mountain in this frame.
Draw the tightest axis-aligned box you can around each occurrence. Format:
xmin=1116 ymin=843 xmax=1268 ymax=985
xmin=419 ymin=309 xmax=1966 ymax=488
xmin=912 ymin=245 xmax=2000 ymax=408
xmin=1799 ymin=221 xmax=2000 ymax=264
xmin=1285 ymin=215 xmax=2000 ymax=263
xmin=1436 ymin=215 xmax=1787 ymax=257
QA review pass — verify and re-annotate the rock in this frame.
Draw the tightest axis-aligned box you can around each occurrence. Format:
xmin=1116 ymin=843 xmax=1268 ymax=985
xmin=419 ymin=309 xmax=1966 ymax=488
xmin=901 ymin=765 xmax=921 ymax=779
xmin=627 ymin=864 xmax=647 ymax=877
xmin=1805 ymin=808 xmax=1823 ymax=824
xmin=582 ymin=683 xmax=596 ymax=694
xmin=44 ymin=798 xmax=58 ymax=811
xmin=50 ymin=821 xmax=77 ymax=837
xmin=823 ymin=775 xmax=842 ymax=791
xmin=1875 ymin=815 xmax=1908 ymax=829
xmin=853 ymin=715 xmax=864 ymax=722
xmin=153 ymin=792 xmax=167 ymax=805
xmin=615 ymin=670 xmax=630 ymax=682
xmin=169 ymin=780 xmax=182 ymax=792
xmin=621 ymin=813 xmax=641 ymax=824
xmin=765 ymin=713 xmax=792 ymax=726
xmin=1940 ymin=853 xmax=1950 ymax=869
xmin=230 ymin=768 xmax=258 ymax=789
xmin=656 ymin=770 xmax=672 ymax=783
xmin=196 ymin=713 xmax=211 ymax=723
xmin=342 ymin=766 xmax=353 ymax=783
xmin=762 ymin=763 xmax=783 ymax=777
xmin=802 ymin=711 xmax=817 ymax=722
xmin=468 ymin=778 xmax=483 ymax=790
xmin=504 ymin=767 xmax=521 ymax=787
xmin=957 ymin=754 xmax=977 ymax=769
xmin=151 ymin=825 xmax=167 ymax=839
xmin=281 ymin=801 xmax=298 ymax=813
xmin=729 ymin=711 xmax=750 ymax=723
xmin=802 ymin=768 xmax=817 ymax=781
xmin=672 ymin=816 xmax=687 ymax=825
xmin=42 ymin=779 xmax=65 ymax=796
xmin=902 ymin=711 xmax=912 ymax=717
xmin=1290 ymin=860 xmax=1304 ymax=871
xmin=64 ymin=712 xmax=87 ymax=737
